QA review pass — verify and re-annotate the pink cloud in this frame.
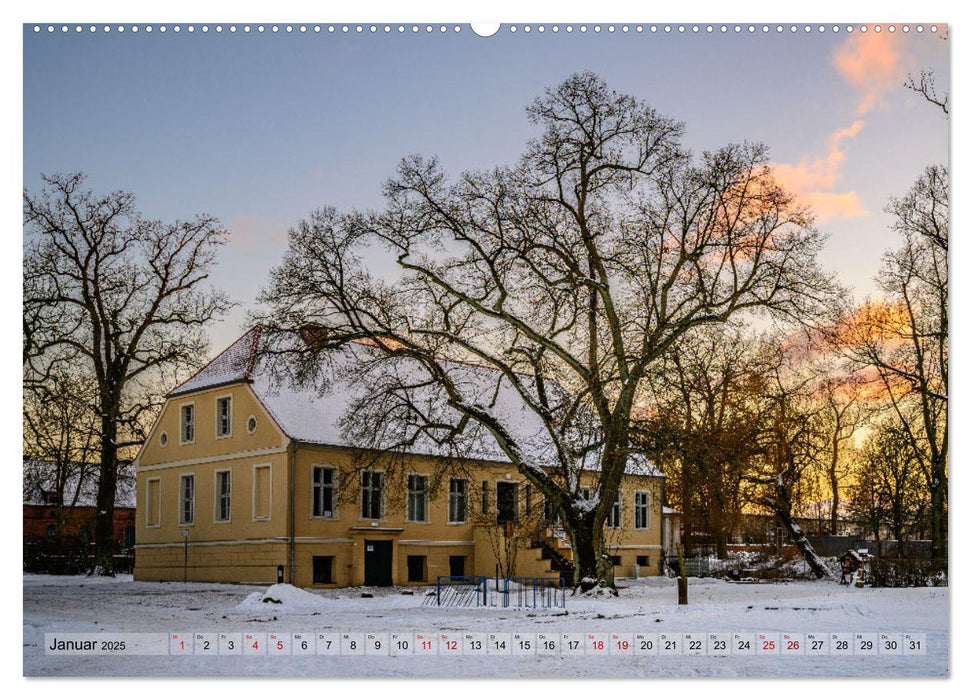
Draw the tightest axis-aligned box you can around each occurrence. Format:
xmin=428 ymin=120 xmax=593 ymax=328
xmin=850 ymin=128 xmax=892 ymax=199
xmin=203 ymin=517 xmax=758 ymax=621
xmin=833 ymin=32 xmax=905 ymax=115
xmin=772 ymin=120 xmax=868 ymax=223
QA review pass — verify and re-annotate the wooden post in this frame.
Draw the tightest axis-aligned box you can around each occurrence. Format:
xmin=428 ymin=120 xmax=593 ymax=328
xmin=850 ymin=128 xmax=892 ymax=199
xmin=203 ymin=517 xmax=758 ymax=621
xmin=677 ymin=543 xmax=688 ymax=605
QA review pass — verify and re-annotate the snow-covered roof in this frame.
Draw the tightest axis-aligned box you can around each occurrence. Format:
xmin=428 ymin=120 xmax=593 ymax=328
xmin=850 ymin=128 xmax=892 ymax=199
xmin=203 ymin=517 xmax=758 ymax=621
xmin=23 ymin=459 xmax=136 ymax=508
xmin=170 ymin=327 xmax=664 ymax=477
xmin=169 ymin=327 xmax=262 ymax=396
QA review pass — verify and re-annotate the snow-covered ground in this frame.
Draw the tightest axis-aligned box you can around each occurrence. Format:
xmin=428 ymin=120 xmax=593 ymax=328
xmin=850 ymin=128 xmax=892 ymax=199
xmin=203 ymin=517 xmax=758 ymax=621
xmin=22 ymin=573 xmax=947 ymax=677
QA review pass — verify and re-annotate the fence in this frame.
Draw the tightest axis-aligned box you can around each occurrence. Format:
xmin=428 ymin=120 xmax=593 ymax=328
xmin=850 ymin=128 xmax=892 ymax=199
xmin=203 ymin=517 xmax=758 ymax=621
xmin=665 ymin=556 xmax=710 ymax=577
xmin=807 ymin=534 xmax=932 ymax=559
xmin=428 ymin=576 xmax=566 ymax=609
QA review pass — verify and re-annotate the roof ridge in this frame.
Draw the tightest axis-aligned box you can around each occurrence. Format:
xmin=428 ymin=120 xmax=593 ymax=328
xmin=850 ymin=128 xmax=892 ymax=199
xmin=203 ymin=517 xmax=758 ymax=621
xmin=168 ymin=325 xmax=261 ymax=397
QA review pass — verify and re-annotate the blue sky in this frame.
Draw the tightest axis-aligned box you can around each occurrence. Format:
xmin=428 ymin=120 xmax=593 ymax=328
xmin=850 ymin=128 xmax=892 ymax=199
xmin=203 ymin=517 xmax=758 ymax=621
xmin=23 ymin=24 xmax=950 ymax=353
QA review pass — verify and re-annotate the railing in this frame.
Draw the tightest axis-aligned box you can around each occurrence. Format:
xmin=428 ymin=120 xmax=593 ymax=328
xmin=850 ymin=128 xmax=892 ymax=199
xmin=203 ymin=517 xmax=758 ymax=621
xmin=493 ymin=576 xmax=566 ymax=609
xmin=429 ymin=575 xmax=566 ymax=609
xmin=433 ymin=576 xmax=488 ymax=607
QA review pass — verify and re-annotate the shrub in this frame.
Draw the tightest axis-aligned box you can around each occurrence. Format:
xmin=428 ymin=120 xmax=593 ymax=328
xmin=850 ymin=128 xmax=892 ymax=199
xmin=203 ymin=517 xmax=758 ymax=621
xmin=23 ymin=537 xmax=92 ymax=574
xmin=868 ymin=558 xmax=948 ymax=587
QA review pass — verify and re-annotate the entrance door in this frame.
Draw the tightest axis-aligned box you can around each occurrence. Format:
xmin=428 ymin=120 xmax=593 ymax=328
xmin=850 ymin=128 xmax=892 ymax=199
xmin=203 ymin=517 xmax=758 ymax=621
xmin=364 ymin=540 xmax=393 ymax=586
xmin=449 ymin=555 xmax=465 ymax=577
xmin=496 ymin=482 xmax=518 ymax=524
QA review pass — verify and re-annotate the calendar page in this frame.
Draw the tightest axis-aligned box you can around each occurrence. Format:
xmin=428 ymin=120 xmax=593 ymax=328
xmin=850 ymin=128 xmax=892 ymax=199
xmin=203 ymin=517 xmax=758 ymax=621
xmin=20 ymin=5 xmax=950 ymax=682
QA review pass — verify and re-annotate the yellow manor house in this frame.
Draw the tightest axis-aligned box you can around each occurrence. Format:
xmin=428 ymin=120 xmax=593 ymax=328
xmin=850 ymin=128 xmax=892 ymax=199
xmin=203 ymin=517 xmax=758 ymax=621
xmin=134 ymin=328 xmax=667 ymax=588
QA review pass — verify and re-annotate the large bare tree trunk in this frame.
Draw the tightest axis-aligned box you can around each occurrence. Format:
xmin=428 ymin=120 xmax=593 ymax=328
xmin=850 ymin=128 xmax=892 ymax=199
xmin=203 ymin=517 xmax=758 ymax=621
xmin=776 ymin=509 xmax=832 ymax=580
xmin=567 ymin=514 xmax=616 ymax=594
xmin=93 ymin=412 xmax=118 ymax=576
xmin=745 ymin=472 xmax=834 ymax=580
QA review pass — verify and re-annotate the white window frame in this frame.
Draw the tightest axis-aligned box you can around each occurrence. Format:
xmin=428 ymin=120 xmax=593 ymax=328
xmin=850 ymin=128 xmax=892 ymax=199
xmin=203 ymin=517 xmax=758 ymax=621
xmin=406 ymin=473 xmax=429 ymax=523
xmin=214 ymin=469 xmax=232 ymax=523
xmin=634 ymin=491 xmax=650 ymax=530
xmin=311 ymin=465 xmax=338 ymax=519
xmin=215 ymin=394 xmax=233 ymax=439
xmin=145 ymin=476 xmax=161 ymax=528
xmin=360 ymin=470 xmax=384 ymax=520
xmin=448 ymin=478 xmax=468 ymax=524
xmin=179 ymin=473 xmax=195 ymax=525
xmin=252 ymin=464 xmax=272 ymax=521
xmin=606 ymin=491 xmax=621 ymax=529
xmin=179 ymin=401 xmax=195 ymax=445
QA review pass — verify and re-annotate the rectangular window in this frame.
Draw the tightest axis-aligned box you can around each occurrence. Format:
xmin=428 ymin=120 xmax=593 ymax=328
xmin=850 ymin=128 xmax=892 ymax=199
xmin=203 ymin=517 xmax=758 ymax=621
xmin=525 ymin=484 xmax=532 ymax=516
xmin=481 ymin=480 xmax=489 ymax=515
xmin=496 ymin=482 xmax=517 ymax=524
xmin=407 ymin=555 xmax=427 ymax=582
xmin=579 ymin=487 xmax=591 ymax=501
xmin=312 ymin=466 xmax=336 ymax=518
xmin=635 ymin=491 xmax=650 ymax=530
xmin=606 ymin=492 xmax=621 ymax=529
xmin=216 ymin=396 xmax=232 ymax=437
xmin=406 ymin=474 xmax=427 ymax=522
xmin=179 ymin=474 xmax=194 ymax=524
xmin=610 ymin=555 xmax=622 ymax=567
xmin=448 ymin=478 xmax=467 ymax=523
xmin=544 ymin=497 xmax=560 ymax=524
xmin=636 ymin=555 xmax=650 ymax=567
xmin=215 ymin=470 xmax=231 ymax=522
xmin=361 ymin=471 xmax=383 ymax=520
xmin=146 ymin=478 xmax=160 ymax=527
xmin=253 ymin=465 xmax=271 ymax=520
xmin=312 ymin=556 xmax=334 ymax=584
xmin=180 ymin=404 xmax=195 ymax=443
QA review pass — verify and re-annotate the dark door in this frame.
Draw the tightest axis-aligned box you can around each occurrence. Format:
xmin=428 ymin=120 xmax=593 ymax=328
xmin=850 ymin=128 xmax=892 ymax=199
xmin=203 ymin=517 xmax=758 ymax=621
xmin=364 ymin=540 xmax=393 ymax=586
xmin=449 ymin=555 xmax=465 ymax=577
xmin=496 ymin=482 xmax=518 ymax=524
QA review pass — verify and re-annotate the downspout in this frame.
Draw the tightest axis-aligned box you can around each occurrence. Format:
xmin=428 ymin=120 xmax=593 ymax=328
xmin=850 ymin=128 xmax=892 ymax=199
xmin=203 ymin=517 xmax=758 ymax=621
xmin=288 ymin=440 xmax=297 ymax=584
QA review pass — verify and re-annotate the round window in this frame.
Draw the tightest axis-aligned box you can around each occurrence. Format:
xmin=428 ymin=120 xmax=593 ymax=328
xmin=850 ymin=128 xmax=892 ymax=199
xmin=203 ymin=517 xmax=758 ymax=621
xmin=159 ymin=431 xmax=168 ymax=447
xmin=247 ymin=416 xmax=257 ymax=434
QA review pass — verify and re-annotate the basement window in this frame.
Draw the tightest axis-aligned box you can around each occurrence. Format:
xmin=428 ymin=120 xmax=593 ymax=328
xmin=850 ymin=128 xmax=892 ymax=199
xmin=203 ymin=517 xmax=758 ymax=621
xmin=313 ymin=556 xmax=334 ymax=584
xmin=407 ymin=555 xmax=427 ymax=583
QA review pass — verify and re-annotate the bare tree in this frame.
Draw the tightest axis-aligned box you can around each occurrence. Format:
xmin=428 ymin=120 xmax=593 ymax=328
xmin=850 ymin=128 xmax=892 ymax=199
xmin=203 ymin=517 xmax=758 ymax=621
xmin=23 ymin=371 xmax=101 ymax=535
xmin=741 ymin=346 xmax=834 ymax=579
xmin=816 ymin=371 xmax=869 ymax=535
xmin=905 ymin=69 xmax=949 ymax=116
xmin=838 ymin=166 xmax=947 ymax=559
xmin=259 ymin=73 xmax=839 ymax=591
xmin=23 ymin=172 xmax=232 ymax=574
xmin=640 ymin=324 xmax=769 ymax=558
xmin=858 ymin=420 xmax=928 ymax=547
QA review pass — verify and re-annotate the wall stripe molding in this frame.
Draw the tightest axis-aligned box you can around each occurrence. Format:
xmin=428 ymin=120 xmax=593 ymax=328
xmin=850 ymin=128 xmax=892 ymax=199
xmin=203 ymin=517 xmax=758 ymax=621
xmin=135 ymin=537 xmax=289 ymax=549
xmin=397 ymin=540 xmax=475 ymax=546
xmin=136 ymin=445 xmax=288 ymax=472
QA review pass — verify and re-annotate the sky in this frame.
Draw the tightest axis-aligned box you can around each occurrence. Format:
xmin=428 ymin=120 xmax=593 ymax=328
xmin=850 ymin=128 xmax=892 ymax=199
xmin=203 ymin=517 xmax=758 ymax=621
xmin=22 ymin=23 xmax=950 ymax=356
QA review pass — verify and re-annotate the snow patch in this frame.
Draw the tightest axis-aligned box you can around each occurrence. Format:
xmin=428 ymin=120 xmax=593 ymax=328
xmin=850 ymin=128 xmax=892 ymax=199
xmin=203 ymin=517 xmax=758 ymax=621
xmin=235 ymin=584 xmax=327 ymax=613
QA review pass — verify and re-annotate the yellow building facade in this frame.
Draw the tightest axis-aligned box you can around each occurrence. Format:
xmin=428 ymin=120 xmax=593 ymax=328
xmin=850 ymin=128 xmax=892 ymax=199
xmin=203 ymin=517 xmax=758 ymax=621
xmin=134 ymin=329 xmax=666 ymax=587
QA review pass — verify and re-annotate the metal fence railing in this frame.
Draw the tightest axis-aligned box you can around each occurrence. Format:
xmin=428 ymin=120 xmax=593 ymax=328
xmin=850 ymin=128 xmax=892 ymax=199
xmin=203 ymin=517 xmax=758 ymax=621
xmin=428 ymin=575 xmax=566 ymax=609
